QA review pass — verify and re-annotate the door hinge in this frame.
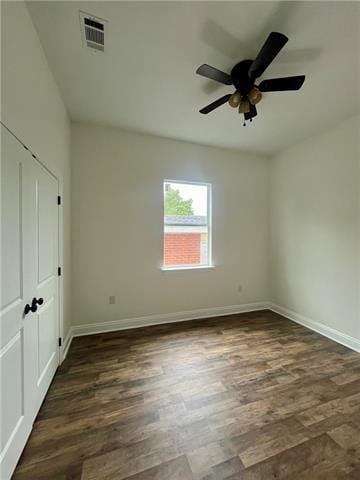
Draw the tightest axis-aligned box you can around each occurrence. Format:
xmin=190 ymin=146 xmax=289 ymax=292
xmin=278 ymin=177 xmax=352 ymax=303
xmin=58 ymin=337 xmax=62 ymax=347
xmin=58 ymin=267 xmax=62 ymax=276
xmin=57 ymin=195 xmax=61 ymax=205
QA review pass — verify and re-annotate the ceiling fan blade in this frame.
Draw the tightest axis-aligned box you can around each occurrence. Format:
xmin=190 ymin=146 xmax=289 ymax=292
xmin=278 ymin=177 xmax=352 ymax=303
xmin=259 ymin=75 xmax=305 ymax=92
xmin=244 ymin=104 xmax=257 ymax=120
xmin=199 ymin=94 xmax=232 ymax=114
xmin=248 ymin=32 xmax=288 ymax=79
xmin=196 ymin=64 xmax=232 ymax=85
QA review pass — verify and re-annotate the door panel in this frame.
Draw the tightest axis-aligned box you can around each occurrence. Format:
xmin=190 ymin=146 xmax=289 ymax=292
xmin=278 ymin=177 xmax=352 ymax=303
xmin=0 ymin=333 xmax=24 ymax=463
xmin=1 ymin=155 xmax=22 ymax=310
xmin=0 ymin=125 xmax=60 ymax=479
xmin=37 ymin=299 xmax=56 ymax=381
xmin=1 ymin=142 xmax=23 ymax=348
xmin=38 ymin=168 xmax=57 ymax=284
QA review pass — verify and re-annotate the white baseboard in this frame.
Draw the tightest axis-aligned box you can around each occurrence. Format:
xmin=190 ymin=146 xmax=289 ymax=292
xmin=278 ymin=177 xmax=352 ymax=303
xmin=63 ymin=301 xmax=360 ymax=359
xmin=71 ymin=302 xmax=269 ymax=338
xmin=269 ymin=303 xmax=360 ymax=353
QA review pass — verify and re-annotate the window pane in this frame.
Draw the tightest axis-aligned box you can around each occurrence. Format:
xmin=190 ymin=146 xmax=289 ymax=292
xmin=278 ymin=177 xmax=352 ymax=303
xmin=164 ymin=181 xmax=210 ymax=267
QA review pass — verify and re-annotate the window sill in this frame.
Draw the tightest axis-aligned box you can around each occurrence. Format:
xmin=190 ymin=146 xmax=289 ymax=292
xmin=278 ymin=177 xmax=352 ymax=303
xmin=161 ymin=265 xmax=215 ymax=272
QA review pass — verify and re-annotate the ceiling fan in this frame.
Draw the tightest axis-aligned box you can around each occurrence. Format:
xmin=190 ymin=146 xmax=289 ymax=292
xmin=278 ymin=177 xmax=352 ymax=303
xmin=196 ymin=32 xmax=305 ymax=126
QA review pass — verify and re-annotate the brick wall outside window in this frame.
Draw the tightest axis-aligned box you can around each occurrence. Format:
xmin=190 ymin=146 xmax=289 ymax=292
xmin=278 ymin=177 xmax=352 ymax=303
xmin=164 ymin=233 xmax=201 ymax=265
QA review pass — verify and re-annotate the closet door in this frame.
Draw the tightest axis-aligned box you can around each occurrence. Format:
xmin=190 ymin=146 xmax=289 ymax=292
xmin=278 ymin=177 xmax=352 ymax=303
xmin=0 ymin=126 xmax=60 ymax=479
xmin=1 ymin=126 xmax=34 ymax=480
xmin=31 ymin=159 xmax=60 ymax=411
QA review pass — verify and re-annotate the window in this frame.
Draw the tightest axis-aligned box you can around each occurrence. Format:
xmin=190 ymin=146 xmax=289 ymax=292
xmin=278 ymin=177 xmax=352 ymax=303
xmin=163 ymin=180 xmax=212 ymax=269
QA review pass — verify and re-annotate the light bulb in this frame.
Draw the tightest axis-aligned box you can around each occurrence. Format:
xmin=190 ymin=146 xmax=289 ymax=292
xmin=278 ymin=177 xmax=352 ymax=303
xmin=249 ymin=91 xmax=262 ymax=105
xmin=248 ymin=87 xmax=259 ymax=102
xmin=239 ymin=99 xmax=250 ymax=114
xmin=228 ymin=92 xmax=242 ymax=108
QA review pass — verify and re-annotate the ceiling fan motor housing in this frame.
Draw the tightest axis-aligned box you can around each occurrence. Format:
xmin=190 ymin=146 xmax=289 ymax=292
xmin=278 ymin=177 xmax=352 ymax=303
xmin=231 ymin=60 xmax=255 ymax=95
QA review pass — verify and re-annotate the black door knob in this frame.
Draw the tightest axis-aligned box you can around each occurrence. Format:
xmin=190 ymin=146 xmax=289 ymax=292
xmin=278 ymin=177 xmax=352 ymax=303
xmin=31 ymin=297 xmax=38 ymax=310
xmin=24 ymin=302 xmax=37 ymax=315
xmin=32 ymin=297 xmax=44 ymax=308
xmin=24 ymin=297 xmax=44 ymax=315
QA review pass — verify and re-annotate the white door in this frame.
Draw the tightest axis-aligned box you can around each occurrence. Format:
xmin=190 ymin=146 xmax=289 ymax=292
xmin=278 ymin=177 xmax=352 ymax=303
xmin=28 ymin=158 xmax=60 ymax=413
xmin=0 ymin=125 xmax=60 ymax=479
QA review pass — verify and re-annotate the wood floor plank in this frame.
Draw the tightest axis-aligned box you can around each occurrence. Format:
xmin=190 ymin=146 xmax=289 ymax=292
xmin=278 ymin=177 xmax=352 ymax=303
xmin=13 ymin=310 xmax=360 ymax=479
xmin=122 ymin=455 xmax=193 ymax=480
xmin=226 ymin=434 xmax=342 ymax=480
xmin=328 ymin=423 xmax=360 ymax=450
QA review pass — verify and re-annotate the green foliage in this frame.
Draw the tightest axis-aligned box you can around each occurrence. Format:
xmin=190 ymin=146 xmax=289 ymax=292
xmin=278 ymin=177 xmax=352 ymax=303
xmin=164 ymin=188 xmax=194 ymax=216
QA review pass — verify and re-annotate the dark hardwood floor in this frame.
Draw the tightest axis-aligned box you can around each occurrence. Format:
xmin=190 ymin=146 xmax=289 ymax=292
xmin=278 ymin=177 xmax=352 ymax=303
xmin=13 ymin=310 xmax=360 ymax=479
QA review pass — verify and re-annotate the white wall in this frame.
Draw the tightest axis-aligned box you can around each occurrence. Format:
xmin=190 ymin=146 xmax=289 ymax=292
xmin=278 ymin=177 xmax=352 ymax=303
xmin=71 ymin=123 xmax=269 ymax=327
xmin=1 ymin=1 xmax=71 ymax=340
xmin=270 ymin=115 xmax=360 ymax=343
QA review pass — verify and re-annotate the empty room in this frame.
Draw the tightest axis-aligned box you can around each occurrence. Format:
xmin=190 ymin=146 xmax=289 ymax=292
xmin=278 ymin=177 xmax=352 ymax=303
xmin=1 ymin=1 xmax=360 ymax=479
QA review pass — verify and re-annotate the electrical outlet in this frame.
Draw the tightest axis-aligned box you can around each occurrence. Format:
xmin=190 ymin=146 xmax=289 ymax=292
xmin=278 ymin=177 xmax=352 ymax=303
xmin=237 ymin=285 xmax=243 ymax=293
xmin=109 ymin=295 xmax=116 ymax=304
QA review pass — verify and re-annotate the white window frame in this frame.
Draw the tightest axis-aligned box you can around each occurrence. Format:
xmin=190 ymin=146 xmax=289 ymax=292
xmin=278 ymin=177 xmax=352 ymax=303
xmin=161 ymin=179 xmax=213 ymax=271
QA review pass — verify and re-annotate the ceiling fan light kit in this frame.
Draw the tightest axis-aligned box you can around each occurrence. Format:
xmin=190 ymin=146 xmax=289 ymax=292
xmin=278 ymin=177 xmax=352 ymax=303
xmin=196 ymin=31 xmax=306 ymax=126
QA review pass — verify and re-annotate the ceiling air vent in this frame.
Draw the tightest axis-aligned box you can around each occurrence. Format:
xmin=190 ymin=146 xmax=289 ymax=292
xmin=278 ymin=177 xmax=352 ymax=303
xmin=80 ymin=12 xmax=106 ymax=52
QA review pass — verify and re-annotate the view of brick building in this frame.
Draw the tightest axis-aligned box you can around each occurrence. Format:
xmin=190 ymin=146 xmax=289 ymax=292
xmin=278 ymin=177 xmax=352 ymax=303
xmin=164 ymin=215 xmax=208 ymax=266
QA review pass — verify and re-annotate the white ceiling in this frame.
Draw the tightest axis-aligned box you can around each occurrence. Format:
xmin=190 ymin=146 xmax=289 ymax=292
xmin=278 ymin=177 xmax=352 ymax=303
xmin=28 ymin=1 xmax=360 ymax=155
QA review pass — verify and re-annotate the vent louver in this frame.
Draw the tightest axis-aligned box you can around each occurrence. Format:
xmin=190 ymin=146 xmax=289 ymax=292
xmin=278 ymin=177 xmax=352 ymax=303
xmin=80 ymin=12 xmax=106 ymax=52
